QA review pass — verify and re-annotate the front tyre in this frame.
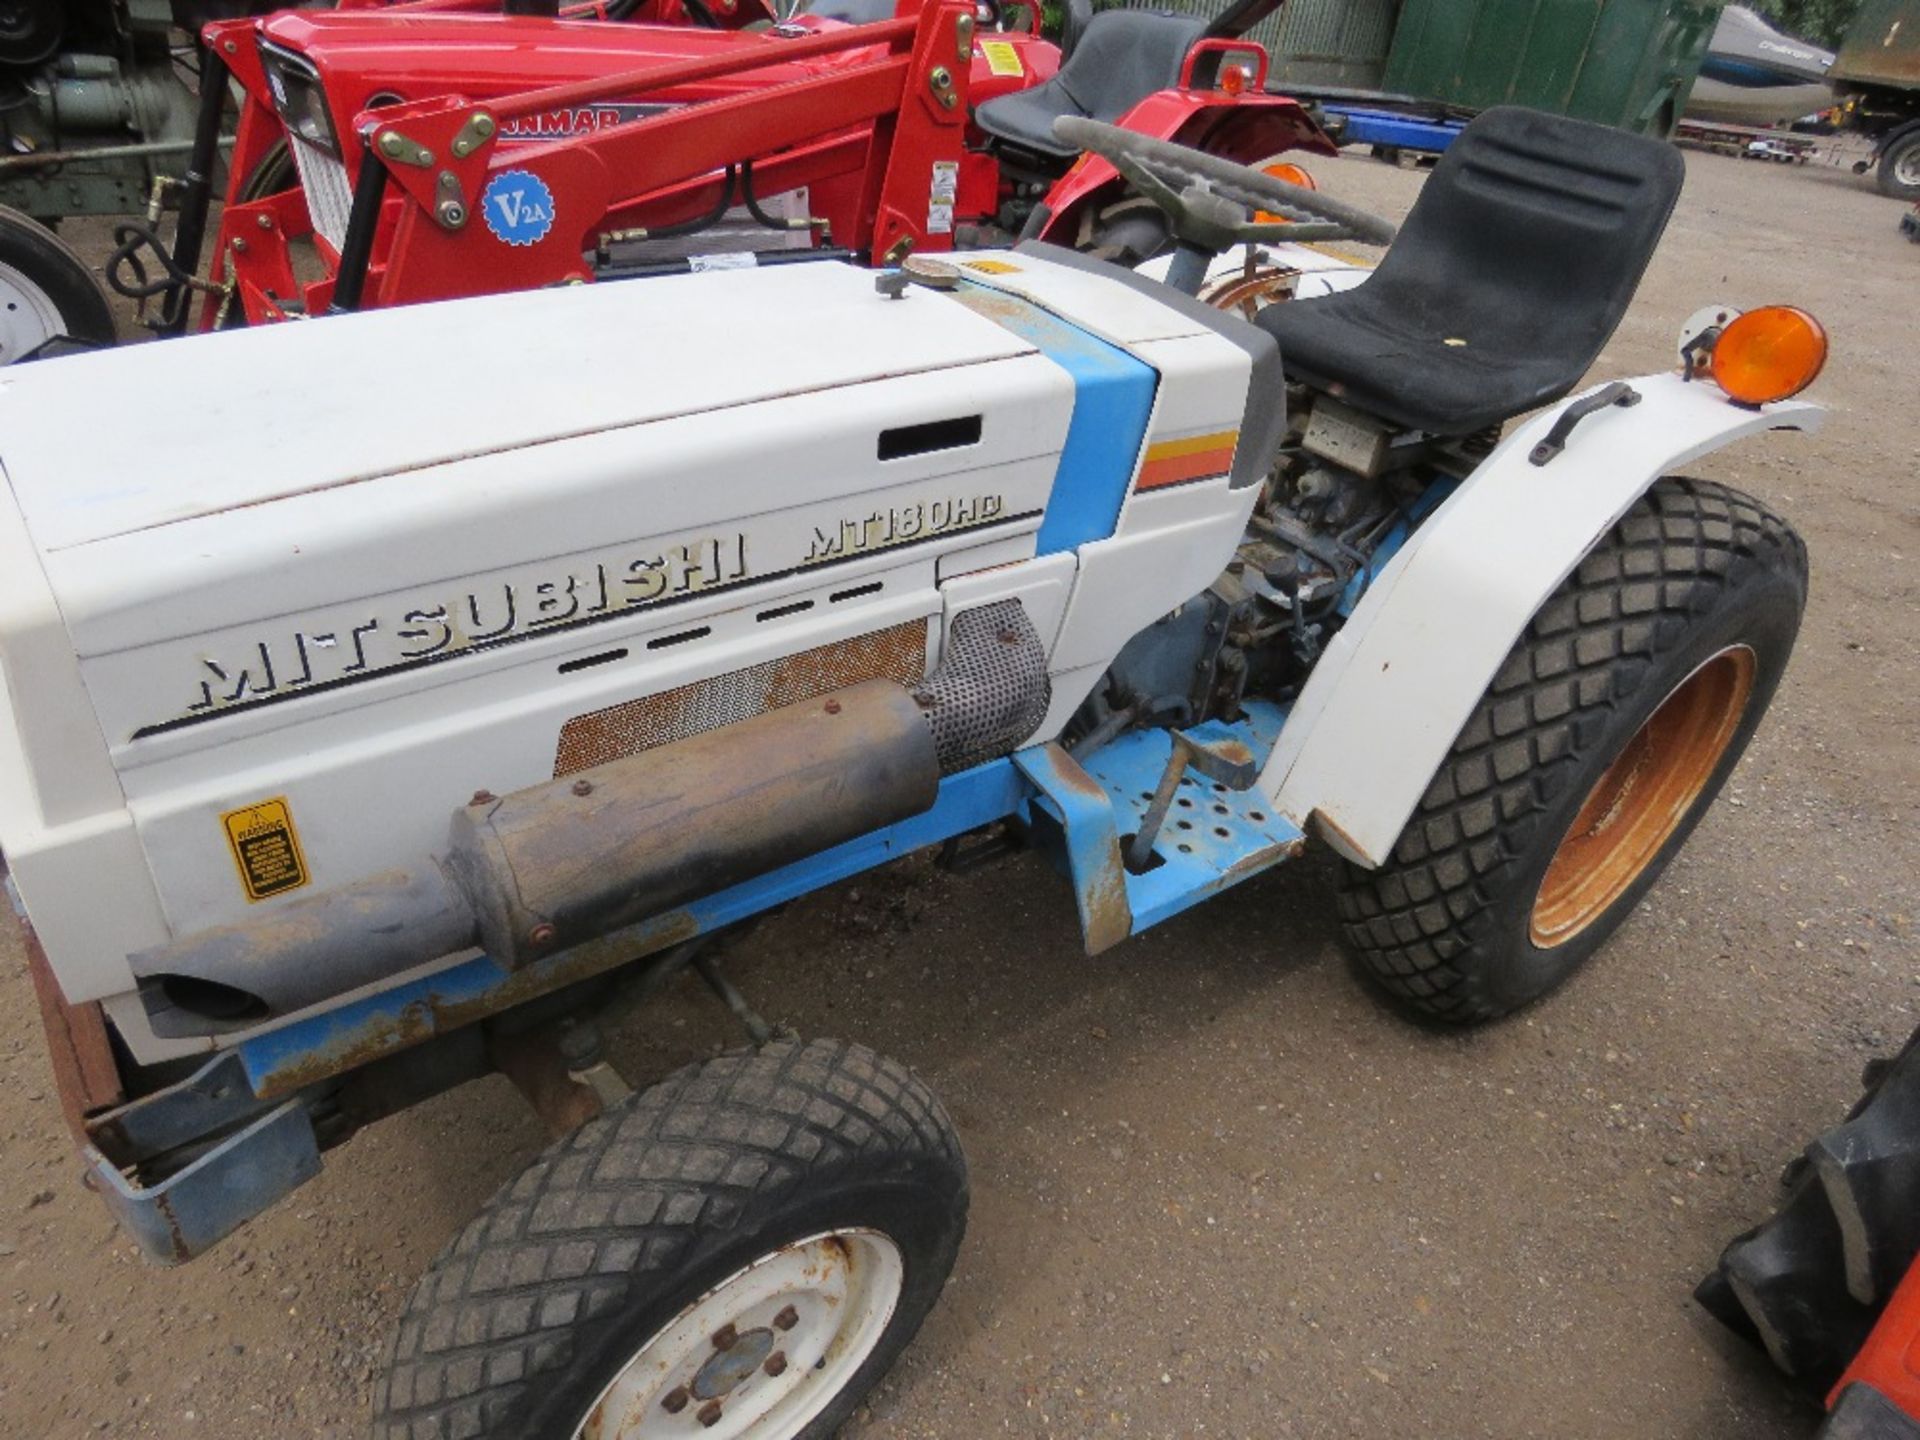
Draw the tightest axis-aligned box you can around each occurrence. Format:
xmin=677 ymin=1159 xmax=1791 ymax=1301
xmin=373 ymin=1038 xmax=967 ymax=1439
xmin=1337 ymin=477 xmax=1807 ymax=1024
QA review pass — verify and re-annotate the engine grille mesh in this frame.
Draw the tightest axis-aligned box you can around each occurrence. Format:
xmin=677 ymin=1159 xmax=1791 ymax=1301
xmin=554 ymin=620 xmax=930 ymax=777
xmin=912 ymin=599 xmax=1050 ymax=774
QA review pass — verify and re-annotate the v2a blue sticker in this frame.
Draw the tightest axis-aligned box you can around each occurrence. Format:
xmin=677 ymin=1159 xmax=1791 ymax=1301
xmin=480 ymin=170 xmax=556 ymax=247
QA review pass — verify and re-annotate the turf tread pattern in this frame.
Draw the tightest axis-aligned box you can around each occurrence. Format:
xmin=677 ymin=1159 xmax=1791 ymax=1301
xmin=1335 ymin=477 xmax=1806 ymax=1023
xmin=372 ymin=1038 xmax=961 ymax=1440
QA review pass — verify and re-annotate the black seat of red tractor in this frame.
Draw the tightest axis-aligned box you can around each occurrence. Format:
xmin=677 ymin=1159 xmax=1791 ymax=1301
xmin=974 ymin=9 xmax=1208 ymax=161
xmin=1258 ymin=106 xmax=1685 ymax=436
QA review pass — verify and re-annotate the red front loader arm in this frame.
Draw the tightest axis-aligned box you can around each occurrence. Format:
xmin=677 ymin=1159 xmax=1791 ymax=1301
xmin=204 ymin=3 xmax=973 ymax=322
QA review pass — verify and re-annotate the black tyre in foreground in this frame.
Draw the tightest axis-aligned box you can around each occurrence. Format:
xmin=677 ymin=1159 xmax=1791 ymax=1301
xmin=1697 ymin=1025 xmax=1920 ymax=1395
xmin=1338 ymin=476 xmax=1807 ymax=1024
xmin=374 ymin=1038 xmax=967 ymax=1440
xmin=0 ymin=206 xmax=116 ymax=363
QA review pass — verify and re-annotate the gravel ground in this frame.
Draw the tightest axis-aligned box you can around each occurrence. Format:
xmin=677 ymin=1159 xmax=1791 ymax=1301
xmin=0 ymin=142 xmax=1915 ymax=1440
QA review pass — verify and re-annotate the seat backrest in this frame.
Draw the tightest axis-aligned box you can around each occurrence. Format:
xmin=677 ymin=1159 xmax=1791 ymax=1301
xmin=1054 ymin=10 xmax=1209 ymax=122
xmin=1365 ymin=106 xmax=1685 ymax=361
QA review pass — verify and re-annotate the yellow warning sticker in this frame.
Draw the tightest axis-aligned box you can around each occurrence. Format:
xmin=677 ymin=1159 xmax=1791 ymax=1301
xmin=979 ymin=39 xmax=1023 ymax=78
xmin=962 ymin=258 xmax=1023 ymax=274
xmin=222 ymin=797 xmax=310 ymax=902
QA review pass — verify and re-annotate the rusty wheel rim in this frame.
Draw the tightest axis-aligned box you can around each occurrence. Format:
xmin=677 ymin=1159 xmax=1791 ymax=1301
xmin=572 ymin=1228 xmax=902 ymax=1438
xmin=1530 ymin=645 xmax=1757 ymax=949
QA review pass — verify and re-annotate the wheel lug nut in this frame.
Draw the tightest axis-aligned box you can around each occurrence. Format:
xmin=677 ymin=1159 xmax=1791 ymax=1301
xmin=661 ymin=1386 xmax=690 ymax=1414
xmin=773 ymin=1305 xmax=799 ymax=1331
xmin=711 ymin=1323 xmax=738 ymax=1351
xmin=764 ymin=1350 xmax=788 ymax=1377
xmin=697 ymin=1399 xmax=724 ymax=1428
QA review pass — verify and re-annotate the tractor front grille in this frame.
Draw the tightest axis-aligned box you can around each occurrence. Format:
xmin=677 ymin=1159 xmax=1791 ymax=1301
xmin=553 ymin=620 xmax=932 ymax=777
xmin=290 ymin=136 xmax=354 ymax=254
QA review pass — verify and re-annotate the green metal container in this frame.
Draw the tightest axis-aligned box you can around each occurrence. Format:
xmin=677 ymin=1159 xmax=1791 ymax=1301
xmin=1832 ymin=0 xmax=1920 ymax=90
xmin=1108 ymin=0 xmax=1401 ymax=87
xmin=1267 ymin=0 xmax=1402 ymax=87
xmin=1381 ymin=0 xmax=1723 ymax=135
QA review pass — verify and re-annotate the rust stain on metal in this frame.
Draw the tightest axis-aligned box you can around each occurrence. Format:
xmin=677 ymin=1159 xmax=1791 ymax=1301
xmin=488 ymin=1022 xmax=606 ymax=1138
xmin=1082 ymin=863 xmax=1133 ymax=955
xmin=1218 ymin=836 xmax=1307 ymax=886
xmin=1210 ymin=739 xmax=1255 ymax=770
xmin=251 ymin=909 xmax=702 ymax=1099
xmin=553 ymin=619 xmax=929 ymax=776
xmin=151 ymin=1189 xmax=191 ymax=1265
xmin=1041 ymin=746 xmax=1113 ymax=802
xmin=1313 ymin=809 xmax=1370 ymax=864
xmin=14 ymin=908 xmax=125 ymax=1142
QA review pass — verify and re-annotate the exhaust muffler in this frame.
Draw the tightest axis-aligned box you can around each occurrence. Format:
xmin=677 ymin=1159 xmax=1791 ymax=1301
xmin=134 ymin=680 xmax=939 ymax=1037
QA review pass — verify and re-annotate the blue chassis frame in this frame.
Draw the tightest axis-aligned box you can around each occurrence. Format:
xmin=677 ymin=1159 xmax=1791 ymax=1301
xmin=85 ymin=705 xmax=1307 ymax=1260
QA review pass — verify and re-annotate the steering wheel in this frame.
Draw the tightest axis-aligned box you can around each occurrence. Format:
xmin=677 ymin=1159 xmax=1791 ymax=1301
xmin=1051 ymin=117 xmax=1397 ymax=290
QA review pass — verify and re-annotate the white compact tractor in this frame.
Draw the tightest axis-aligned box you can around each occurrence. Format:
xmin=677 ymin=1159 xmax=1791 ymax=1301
xmin=0 ymin=108 xmax=1829 ymax=1438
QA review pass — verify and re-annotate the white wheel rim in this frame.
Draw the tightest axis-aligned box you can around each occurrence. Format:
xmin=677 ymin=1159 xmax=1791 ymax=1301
xmin=0 ymin=260 xmax=65 ymax=365
xmin=574 ymin=1229 xmax=904 ymax=1439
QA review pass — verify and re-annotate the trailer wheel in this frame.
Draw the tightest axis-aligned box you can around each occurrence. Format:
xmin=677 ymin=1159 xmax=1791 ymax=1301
xmin=1877 ymin=129 xmax=1920 ymax=200
xmin=1336 ymin=476 xmax=1807 ymax=1024
xmin=373 ymin=1037 xmax=966 ymax=1440
xmin=0 ymin=205 xmax=115 ymax=363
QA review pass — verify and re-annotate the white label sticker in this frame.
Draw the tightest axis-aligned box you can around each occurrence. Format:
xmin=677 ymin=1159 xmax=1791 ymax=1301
xmin=688 ymin=252 xmax=760 ymax=272
xmin=930 ymin=160 xmax=960 ymax=234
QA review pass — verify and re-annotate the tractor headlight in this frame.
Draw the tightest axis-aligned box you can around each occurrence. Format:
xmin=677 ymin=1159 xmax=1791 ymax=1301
xmin=259 ymin=42 xmax=341 ymax=158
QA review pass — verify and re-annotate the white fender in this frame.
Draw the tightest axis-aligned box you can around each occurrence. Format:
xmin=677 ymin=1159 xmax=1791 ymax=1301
xmin=1258 ymin=371 xmax=1824 ymax=866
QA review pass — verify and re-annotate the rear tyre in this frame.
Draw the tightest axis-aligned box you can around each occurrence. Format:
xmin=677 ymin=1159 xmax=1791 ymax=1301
xmin=1877 ymin=129 xmax=1920 ymax=200
xmin=373 ymin=1038 xmax=967 ymax=1440
xmin=1336 ymin=477 xmax=1807 ymax=1024
xmin=0 ymin=205 xmax=115 ymax=363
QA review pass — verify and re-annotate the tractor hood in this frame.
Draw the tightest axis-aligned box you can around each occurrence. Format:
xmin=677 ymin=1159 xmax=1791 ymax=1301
xmin=0 ymin=260 xmax=1050 ymax=665
xmin=0 ymin=249 xmax=1270 ymax=1041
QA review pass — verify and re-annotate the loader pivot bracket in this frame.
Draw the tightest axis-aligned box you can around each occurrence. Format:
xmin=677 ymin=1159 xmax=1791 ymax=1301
xmin=1528 ymin=382 xmax=1642 ymax=466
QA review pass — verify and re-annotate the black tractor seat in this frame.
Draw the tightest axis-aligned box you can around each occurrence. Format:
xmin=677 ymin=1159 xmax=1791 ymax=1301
xmin=974 ymin=9 xmax=1207 ymax=161
xmin=1258 ymin=106 xmax=1686 ymax=437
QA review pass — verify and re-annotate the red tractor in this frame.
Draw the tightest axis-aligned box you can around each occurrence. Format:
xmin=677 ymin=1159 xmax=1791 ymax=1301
xmin=138 ymin=0 xmax=1335 ymax=328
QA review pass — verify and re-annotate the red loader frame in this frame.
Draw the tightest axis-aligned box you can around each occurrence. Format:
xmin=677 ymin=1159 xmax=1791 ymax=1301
xmin=183 ymin=0 xmax=1334 ymax=326
xmin=203 ymin=4 xmax=976 ymax=320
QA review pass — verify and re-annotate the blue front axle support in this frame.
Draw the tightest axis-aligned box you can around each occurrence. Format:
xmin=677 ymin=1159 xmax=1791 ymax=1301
xmin=85 ymin=701 xmax=1304 ymax=1261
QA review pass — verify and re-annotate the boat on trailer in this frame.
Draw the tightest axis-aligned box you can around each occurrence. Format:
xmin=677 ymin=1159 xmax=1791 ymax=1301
xmin=1687 ymin=5 xmax=1835 ymax=127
